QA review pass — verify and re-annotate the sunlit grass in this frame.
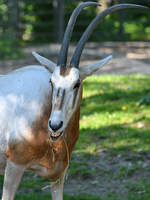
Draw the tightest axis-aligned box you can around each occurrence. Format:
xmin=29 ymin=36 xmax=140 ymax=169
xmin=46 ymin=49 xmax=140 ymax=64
xmin=76 ymin=74 xmax=150 ymax=154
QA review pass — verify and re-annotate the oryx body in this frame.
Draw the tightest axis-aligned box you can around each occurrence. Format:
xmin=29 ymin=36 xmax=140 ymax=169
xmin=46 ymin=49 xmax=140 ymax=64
xmin=0 ymin=65 xmax=52 ymax=172
xmin=0 ymin=65 xmax=81 ymax=200
xmin=0 ymin=2 xmax=148 ymax=200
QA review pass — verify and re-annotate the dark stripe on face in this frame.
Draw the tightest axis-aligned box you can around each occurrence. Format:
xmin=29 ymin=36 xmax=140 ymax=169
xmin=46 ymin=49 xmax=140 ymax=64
xmin=59 ymin=89 xmax=65 ymax=110
xmin=57 ymin=88 xmax=60 ymax=97
xmin=54 ymin=88 xmax=66 ymax=111
xmin=72 ymin=87 xmax=79 ymax=109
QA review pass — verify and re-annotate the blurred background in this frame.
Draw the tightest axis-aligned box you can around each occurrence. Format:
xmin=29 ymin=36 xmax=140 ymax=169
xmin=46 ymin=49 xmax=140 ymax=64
xmin=0 ymin=0 xmax=150 ymax=60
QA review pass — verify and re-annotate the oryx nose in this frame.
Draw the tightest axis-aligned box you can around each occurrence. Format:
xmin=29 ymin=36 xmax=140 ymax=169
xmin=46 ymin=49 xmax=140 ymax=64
xmin=49 ymin=120 xmax=63 ymax=132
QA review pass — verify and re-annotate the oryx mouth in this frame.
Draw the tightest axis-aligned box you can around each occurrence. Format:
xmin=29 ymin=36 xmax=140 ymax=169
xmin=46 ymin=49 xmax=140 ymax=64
xmin=50 ymin=131 xmax=63 ymax=141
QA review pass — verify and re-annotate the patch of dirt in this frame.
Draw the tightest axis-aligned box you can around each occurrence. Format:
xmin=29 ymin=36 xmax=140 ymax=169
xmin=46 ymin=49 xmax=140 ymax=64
xmin=64 ymin=150 xmax=150 ymax=198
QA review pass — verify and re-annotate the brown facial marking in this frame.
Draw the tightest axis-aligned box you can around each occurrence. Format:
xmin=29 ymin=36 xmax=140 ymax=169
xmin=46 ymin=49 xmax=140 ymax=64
xmin=72 ymin=87 xmax=79 ymax=109
xmin=60 ymin=65 xmax=72 ymax=77
xmin=50 ymin=79 xmax=53 ymax=93
xmin=59 ymin=89 xmax=65 ymax=110
xmin=57 ymin=88 xmax=60 ymax=97
xmin=54 ymin=89 xmax=65 ymax=111
xmin=55 ymin=89 xmax=61 ymax=110
xmin=60 ymin=65 xmax=66 ymax=76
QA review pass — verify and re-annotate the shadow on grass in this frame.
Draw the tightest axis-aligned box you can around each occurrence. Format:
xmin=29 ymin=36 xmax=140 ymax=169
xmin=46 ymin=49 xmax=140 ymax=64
xmin=80 ymin=124 xmax=150 ymax=153
xmin=81 ymin=79 xmax=150 ymax=117
xmin=79 ymin=76 xmax=150 ymax=155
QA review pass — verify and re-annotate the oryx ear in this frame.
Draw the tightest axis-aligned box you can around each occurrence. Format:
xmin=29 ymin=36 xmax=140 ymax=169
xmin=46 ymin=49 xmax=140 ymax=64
xmin=32 ymin=51 xmax=56 ymax=73
xmin=79 ymin=55 xmax=112 ymax=79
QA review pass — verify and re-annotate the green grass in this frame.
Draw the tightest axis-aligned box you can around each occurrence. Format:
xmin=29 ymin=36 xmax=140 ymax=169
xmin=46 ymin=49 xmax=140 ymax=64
xmin=76 ymin=74 xmax=150 ymax=153
xmin=1 ymin=74 xmax=150 ymax=200
xmin=70 ymin=74 xmax=150 ymax=199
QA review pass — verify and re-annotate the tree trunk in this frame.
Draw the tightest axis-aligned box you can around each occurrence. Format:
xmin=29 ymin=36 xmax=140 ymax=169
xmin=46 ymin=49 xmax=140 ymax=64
xmin=6 ymin=0 xmax=19 ymax=41
xmin=98 ymin=0 xmax=108 ymax=11
xmin=53 ymin=0 xmax=65 ymax=43
xmin=117 ymin=0 xmax=125 ymax=40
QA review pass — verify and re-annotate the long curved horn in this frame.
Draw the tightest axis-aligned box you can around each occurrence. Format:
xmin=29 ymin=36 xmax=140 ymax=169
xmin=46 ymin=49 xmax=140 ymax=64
xmin=70 ymin=3 xmax=149 ymax=68
xmin=57 ymin=1 xmax=100 ymax=67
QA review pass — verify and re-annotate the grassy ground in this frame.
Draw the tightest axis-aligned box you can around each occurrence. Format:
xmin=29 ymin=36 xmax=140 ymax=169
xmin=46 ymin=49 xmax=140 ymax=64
xmin=71 ymin=74 xmax=150 ymax=199
xmin=79 ymin=74 xmax=150 ymax=153
xmin=1 ymin=74 xmax=150 ymax=200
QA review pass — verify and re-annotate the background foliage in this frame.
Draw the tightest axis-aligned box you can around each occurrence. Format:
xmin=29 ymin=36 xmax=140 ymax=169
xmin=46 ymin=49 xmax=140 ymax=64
xmin=0 ymin=0 xmax=150 ymax=59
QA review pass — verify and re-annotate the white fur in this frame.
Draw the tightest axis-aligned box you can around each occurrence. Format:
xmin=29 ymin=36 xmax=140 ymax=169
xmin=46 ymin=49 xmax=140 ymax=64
xmin=49 ymin=67 xmax=81 ymax=133
xmin=0 ymin=65 xmax=51 ymax=153
xmin=51 ymin=66 xmax=79 ymax=87
xmin=0 ymin=65 xmax=53 ymax=200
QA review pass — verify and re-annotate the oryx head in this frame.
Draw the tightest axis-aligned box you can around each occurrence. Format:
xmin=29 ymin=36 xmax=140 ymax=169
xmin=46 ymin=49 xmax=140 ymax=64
xmin=33 ymin=2 xmax=148 ymax=141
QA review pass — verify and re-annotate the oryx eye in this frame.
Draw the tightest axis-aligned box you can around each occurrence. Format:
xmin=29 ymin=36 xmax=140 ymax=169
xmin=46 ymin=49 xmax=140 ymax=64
xmin=73 ymin=80 xmax=80 ymax=89
xmin=49 ymin=79 xmax=53 ymax=85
